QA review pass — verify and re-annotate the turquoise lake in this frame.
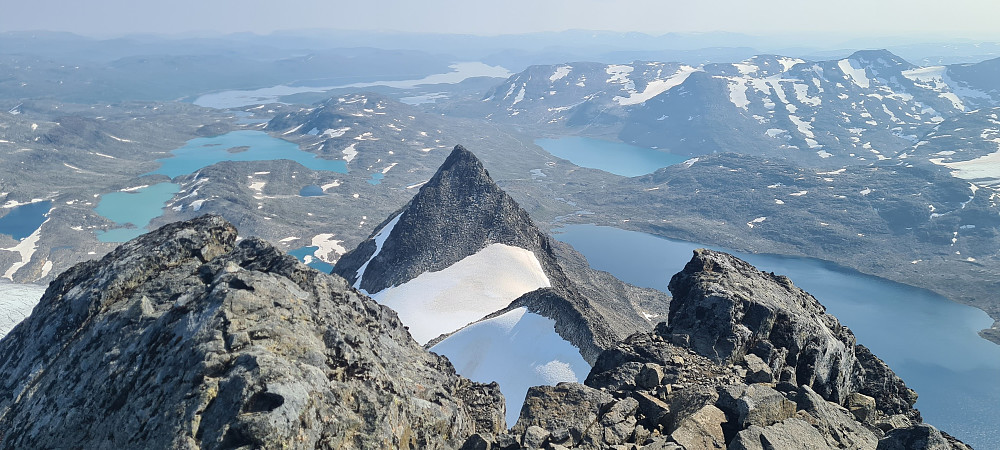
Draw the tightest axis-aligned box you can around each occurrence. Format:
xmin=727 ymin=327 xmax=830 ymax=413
xmin=95 ymin=183 xmax=180 ymax=242
xmin=0 ymin=201 xmax=51 ymax=240
xmin=288 ymin=246 xmax=335 ymax=273
xmin=147 ymin=130 xmax=347 ymax=178
xmin=554 ymin=224 xmax=1000 ymax=449
xmin=535 ymin=136 xmax=689 ymax=177
xmin=96 ymin=131 xmax=347 ymax=242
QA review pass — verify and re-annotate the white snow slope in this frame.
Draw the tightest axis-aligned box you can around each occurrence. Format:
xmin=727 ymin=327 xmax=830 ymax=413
xmin=0 ymin=281 xmax=46 ymax=338
xmin=369 ymin=243 xmax=550 ymax=345
xmin=431 ymin=306 xmax=591 ymax=426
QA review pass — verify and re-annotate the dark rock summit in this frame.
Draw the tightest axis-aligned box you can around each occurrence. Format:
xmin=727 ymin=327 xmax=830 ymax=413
xmin=473 ymin=249 xmax=968 ymax=450
xmin=666 ymin=249 xmax=918 ymax=419
xmin=0 ymin=215 xmax=503 ymax=449
xmin=334 ymin=144 xmax=567 ymax=295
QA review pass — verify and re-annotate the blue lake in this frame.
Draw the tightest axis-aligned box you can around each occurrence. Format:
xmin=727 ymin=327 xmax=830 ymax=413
xmin=147 ymin=130 xmax=347 ymax=178
xmin=554 ymin=224 xmax=1000 ymax=448
xmin=289 ymin=246 xmax=335 ymax=273
xmin=299 ymin=185 xmax=325 ymax=197
xmin=368 ymin=173 xmax=384 ymax=185
xmin=0 ymin=201 xmax=51 ymax=240
xmin=95 ymin=183 xmax=180 ymax=242
xmin=535 ymin=136 xmax=689 ymax=177
xmin=95 ymin=131 xmax=348 ymax=242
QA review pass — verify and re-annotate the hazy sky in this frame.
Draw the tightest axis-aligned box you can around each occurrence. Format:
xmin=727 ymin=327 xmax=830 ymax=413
xmin=3 ymin=0 xmax=1000 ymax=39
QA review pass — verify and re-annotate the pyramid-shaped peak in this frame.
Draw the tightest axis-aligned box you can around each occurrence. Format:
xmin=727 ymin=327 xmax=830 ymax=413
xmin=426 ymin=145 xmax=491 ymax=185
xmin=333 ymin=144 xmax=557 ymax=295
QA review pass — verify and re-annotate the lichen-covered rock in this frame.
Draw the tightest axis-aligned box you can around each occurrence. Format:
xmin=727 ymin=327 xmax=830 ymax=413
xmin=716 ymin=383 xmax=796 ymax=429
xmin=668 ymin=403 xmax=727 ymax=449
xmin=0 ymin=215 xmax=502 ymax=449
xmin=846 ymin=392 xmax=877 ymax=424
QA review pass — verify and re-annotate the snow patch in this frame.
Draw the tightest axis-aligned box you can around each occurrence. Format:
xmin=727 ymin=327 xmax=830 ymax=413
xmin=2 ymin=216 xmax=49 ymax=280
xmin=838 ymin=59 xmax=870 ymax=89
xmin=778 ymin=57 xmax=804 ymax=72
xmin=550 ymin=65 xmax=572 ymax=82
xmin=793 ymin=83 xmax=822 ymax=107
xmin=353 ymin=213 xmax=402 ymax=291
xmin=371 ymin=244 xmax=551 ymax=345
xmin=431 ymin=307 xmax=590 ymax=426
xmin=311 ymin=233 xmax=347 ymax=263
xmin=342 ymin=143 xmax=358 ymax=163
xmin=727 ymin=78 xmax=750 ymax=109
xmin=322 ymin=127 xmax=351 ymax=138
xmin=747 ymin=217 xmax=767 ymax=228
xmin=615 ymin=66 xmax=699 ymax=106
xmin=0 ymin=281 xmax=47 ymax=338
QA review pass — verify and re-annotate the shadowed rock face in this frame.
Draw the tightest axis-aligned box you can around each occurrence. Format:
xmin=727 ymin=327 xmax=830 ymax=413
xmin=334 ymin=145 xmax=566 ymax=295
xmin=0 ymin=215 xmax=503 ymax=449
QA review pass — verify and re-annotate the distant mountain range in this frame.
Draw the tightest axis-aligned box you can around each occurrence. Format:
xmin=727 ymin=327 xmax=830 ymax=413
xmin=478 ymin=49 xmax=1000 ymax=170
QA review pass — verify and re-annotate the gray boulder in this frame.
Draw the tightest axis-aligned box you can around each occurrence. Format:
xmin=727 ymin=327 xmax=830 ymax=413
xmin=877 ymin=424 xmax=969 ymax=450
xmin=794 ymin=385 xmax=878 ymax=449
xmin=729 ymin=419 xmax=832 ymax=450
xmin=716 ymin=383 xmax=796 ymax=429
xmin=511 ymin=382 xmax=615 ymax=448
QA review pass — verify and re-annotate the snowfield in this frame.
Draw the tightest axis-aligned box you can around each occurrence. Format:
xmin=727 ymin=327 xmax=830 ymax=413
xmin=0 ymin=281 xmax=46 ymax=338
xmin=431 ymin=306 xmax=590 ymax=426
xmin=370 ymin=243 xmax=551 ymax=344
xmin=614 ymin=66 xmax=700 ymax=106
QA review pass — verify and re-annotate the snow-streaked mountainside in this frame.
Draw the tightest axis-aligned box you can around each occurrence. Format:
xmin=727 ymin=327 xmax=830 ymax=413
xmin=430 ymin=306 xmax=590 ymax=426
xmin=333 ymin=145 xmax=669 ymax=423
xmin=482 ymin=50 xmax=1000 ymax=168
xmin=0 ymin=282 xmax=46 ymax=339
xmin=371 ymin=243 xmax=551 ymax=344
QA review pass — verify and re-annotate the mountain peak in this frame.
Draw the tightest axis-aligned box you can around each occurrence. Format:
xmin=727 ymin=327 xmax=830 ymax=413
xmin=334 ymin=144 xmax=557 ymax=295
xmin=437 ymin=144 xmax=484 ymax=174
xmin=846 ymin=49 xmax=913 ymax=69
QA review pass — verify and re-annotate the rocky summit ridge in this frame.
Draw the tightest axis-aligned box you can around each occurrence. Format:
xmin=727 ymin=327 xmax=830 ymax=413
xmin=0 ymin=215 xmax=504 ymax=449
xmin=473 ymin=249 xmax=968 ymax=450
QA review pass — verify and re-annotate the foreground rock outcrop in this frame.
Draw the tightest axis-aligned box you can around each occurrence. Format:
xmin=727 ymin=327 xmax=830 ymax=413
xmin=474 ymin=249 xmax=969 ymax=450
xmin=0 ymin=215 xmax=503 ymax=449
